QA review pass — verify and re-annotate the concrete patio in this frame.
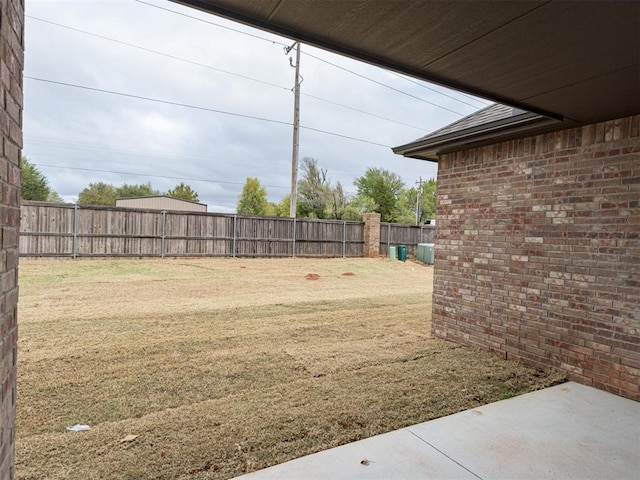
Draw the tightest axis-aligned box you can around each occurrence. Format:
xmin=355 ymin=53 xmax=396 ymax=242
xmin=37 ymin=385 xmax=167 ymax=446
xmin=235 ymin=382 xmax=639 ymax=480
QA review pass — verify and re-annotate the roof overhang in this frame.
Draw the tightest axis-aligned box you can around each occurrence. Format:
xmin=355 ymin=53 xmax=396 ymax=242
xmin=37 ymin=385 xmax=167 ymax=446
xmin=392 ymin=110 xmax=560 ymax=161
xmin=173 ymin=0 xmax=640 ymax=126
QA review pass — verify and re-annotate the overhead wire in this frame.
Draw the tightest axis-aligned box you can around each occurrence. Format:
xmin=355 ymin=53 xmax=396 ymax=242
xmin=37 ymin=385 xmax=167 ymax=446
xmin=26 ymin=136 xmax=254 ymax=164
xmin=388 ymin=71 xmax=491 ymax=108
xmin=26 ymin=15 xmax=290 ymax=92
xmin=33 ymin=163 xmax=291 ymax=190
xmin=25 ymin=76 xmax=393 ymax=148
xmin=27 ymin=15 xmax=428 ymax=131
xmin=26 ymin=149 xmax=267 ymax=171
xmin=133 ymin=0 xmax=289 ymax=47
xmin=26 ymin=3 xmax=449 ymax=196
xmin=302 ymin=51 xmax=468 ymax=116
xmin=26 ymin=76 xmax=291 ymax=124
xmin=301 ymin=93 xmax=425 ymax=131
xmin=134 ymin=0 xmax=476 ymax=117
xmin=25 ymin=136 xmax=381 ymax=179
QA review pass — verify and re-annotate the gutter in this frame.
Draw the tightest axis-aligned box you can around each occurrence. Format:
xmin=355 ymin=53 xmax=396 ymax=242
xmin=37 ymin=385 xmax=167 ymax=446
xmin=393 ymin=114 xmax=561 ymax=161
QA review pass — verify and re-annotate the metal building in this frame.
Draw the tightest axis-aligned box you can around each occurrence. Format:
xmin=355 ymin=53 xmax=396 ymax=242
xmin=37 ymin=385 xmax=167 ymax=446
xmin=115 ymin=195 xmax=207 ymax=212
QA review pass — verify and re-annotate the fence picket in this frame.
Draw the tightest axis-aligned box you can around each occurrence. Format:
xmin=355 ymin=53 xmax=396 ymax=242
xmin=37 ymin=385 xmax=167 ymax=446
xmin=20 ymin=202 xmax=387 ymax=259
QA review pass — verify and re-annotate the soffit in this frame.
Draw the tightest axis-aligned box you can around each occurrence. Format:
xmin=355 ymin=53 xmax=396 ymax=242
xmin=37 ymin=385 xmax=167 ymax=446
xmin=173 ymin=0 xmax=640 ymax=124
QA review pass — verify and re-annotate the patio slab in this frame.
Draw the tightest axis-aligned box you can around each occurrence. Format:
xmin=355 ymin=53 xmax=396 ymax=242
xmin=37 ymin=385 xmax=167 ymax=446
xmin=235 ymin=382 xmax=639 ymax=480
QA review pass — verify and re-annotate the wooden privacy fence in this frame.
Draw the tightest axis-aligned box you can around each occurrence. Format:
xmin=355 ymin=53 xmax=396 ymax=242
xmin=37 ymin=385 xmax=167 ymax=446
xmin=20 ymin=202 xmax=365 ymax=258
xmin=379 ymin=222 xmax=435 ymax=257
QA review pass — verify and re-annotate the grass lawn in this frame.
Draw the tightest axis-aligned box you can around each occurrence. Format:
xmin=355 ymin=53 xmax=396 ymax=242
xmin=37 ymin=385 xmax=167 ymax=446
xmin=16 ymin=257 xmax=565 ymax=479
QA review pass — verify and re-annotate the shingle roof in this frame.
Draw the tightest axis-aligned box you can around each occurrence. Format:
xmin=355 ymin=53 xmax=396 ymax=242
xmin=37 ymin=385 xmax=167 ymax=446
xmin=392 ymin=103 xmax=557 ymax=160
xmin=414 ymin=104 xmax=524 ymax=142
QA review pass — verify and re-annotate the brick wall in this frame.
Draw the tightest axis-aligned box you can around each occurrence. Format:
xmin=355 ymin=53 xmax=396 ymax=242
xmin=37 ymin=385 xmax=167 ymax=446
xmin=433 ymin=115 xmax=640 ymax=401
xmin=0 ymin=0 xmax=23 ymax=477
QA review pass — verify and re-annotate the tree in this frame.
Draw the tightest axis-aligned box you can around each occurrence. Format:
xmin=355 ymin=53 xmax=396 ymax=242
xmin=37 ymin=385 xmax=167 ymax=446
xmin=396 ymin=187 xmax=418 ymax=224
xmin=78 ymin=182 xmax=117 ymax=206
xmin=116 ymin=182 xmax=159 ymax=198
xmin=21 ymin=157 xmax=51 ymax=201
xmin=297 ymin=157 xmax=332 ymax=219
xmin=167 ymin=182 xmax=199 ymax=202
xmin=393 ymin=178 xmax=437 ymax=224
xmin=275 ymin=195 xmax=291 ymax=217
xmin=342 ymin=194 xmax=378 ymax=221
xmin=46 ymin=190 xmax=65 ymax=203
xmin=264 ymin=202 xmax=279 ymax=217
xmin=419 ymin=177 xmax=437 ymax=221
xmin=353 ymin=167 xmax=405 ymax=222
xmin=237 ymin=177 xmax=268 ymax=215
xmin=325 ymin=182 xmax=351 ymax=220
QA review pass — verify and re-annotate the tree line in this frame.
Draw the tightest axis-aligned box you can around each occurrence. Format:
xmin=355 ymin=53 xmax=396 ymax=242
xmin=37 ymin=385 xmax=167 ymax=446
xmin=20 ymin=157 xmax=199 ymax=205
xmin=20 ymin=156 xmax=435 ymax=223
xmin=237 ymin=157 xmax=436 ymax=223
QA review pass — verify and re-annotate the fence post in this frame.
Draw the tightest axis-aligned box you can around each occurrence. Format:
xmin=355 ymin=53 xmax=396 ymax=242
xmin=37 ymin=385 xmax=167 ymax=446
xmin=342 ymin=221 xmax=346 ymax=258
xmin=362 ymin=213 xmax=381 ymax=257
xmin=292 ymin=217 xmax=296 ymax=257
xmin=232 ymin=215 xmax=237 ymax=258
xmin=72 ymin=204 xmax=78 ymax=259
xmin=420 ymin=225 xmax=423 ymax=243
xmin=387 ymin=223 xmax=391 ymax=252
xmin=161 ymin=210 xmax=166 ymax=258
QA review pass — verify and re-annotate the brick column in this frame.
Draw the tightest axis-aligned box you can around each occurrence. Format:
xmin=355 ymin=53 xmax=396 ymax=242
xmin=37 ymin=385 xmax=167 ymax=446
xmin=362 ymin=213 xmax=380 ymax=257
xmin=0 ymin=0 xmax=24 ymax=477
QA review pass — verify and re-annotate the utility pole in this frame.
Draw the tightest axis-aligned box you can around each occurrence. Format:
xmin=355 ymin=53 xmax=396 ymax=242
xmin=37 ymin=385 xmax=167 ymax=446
xmin=285 ymin=41 xmax=302 ymax=218
xmin=415 ymin=176 xmax=423 ymax=225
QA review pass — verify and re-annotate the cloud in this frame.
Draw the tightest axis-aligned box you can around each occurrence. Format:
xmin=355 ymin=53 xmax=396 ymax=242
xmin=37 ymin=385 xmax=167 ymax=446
xmin=24 ymin=0 xmax=489 ymax=213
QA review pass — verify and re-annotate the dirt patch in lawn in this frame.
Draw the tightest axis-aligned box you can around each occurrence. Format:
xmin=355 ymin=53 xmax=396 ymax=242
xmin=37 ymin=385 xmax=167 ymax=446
xmin=16 ymin=258 xmax=565 ymax=479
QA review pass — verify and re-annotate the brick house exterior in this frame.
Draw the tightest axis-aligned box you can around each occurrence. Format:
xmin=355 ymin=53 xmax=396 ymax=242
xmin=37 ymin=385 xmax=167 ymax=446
xmin=429 ymin=116 xmax=639 ymax=401
xmin=0 ymin=0 xmax=23 ymax=477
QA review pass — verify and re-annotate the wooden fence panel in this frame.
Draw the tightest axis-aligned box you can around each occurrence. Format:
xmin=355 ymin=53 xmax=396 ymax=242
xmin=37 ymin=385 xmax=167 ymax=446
xmin=379 ymin=223 xmax=435 ymax=257
xmin=164 ymin=212 xmax=234 ymax=256
xmin=296 ymin=219 xmax=344 ymax=257
xmin=20 ymin=203 xmax=74 ymax=256
xmin=19 ymin=202 xmax=376 ymax=259
xmin=75 ymin=208 xmax=163 ymax=256
xmin=235 ymin=216 xmax=293 ymax=257
xmin=345 ymin=223 xmax=364 ymax=257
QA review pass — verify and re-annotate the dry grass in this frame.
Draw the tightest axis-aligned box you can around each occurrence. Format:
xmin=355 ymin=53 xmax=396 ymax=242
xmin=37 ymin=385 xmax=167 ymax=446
xmin=16 ymin=258 xmax=565 ymax=479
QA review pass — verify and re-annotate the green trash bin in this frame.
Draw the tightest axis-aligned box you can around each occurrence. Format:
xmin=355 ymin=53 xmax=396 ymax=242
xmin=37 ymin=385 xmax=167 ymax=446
xmin=388 ymin=246 xmax=396 ymax=261
xmin=397 ymin=245 xmax=407 ymax=262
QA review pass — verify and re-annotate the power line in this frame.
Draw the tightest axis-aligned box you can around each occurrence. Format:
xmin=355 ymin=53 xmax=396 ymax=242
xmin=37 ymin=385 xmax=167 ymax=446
xmin=25 ymin=136 xmax=378 ymax=179
xmin=34 ymin=163 xmax=291 ymax=190
xmin=133 ymin=0 xmax=289 ymax=46
xmin=135 ymin=0 xmax=473 ymax=117
xmin=26 ymin=136 xmax=270 ymax=166
xmin=26 ymin=150 xmax=272 ymax=172
xmin=302 ymin=93 xmax=425 ymax=131
xmin=26 ymin=15 xmax=290 ymax=92
xmin=28 ymin=15 xmax=427 ymax=132
xmin=302 ymin=51 xmax=469 ymax=116
xmin=135 ymin=0 xmax=473 ymax=116
xmin=25 ymin=76 xmax=392 ymax=148
xmin=389 ymin=71 xmax=491 ymax=109
xmin=302 ymin=126 xmax=389 ymax=147
xmin=26 ymin=76 xmax=290 ymax=125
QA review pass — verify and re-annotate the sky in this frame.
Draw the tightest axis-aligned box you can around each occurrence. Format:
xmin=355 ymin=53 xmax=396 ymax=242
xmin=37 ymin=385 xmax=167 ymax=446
xmin=24 ymin=0 xmax=492 ymax=213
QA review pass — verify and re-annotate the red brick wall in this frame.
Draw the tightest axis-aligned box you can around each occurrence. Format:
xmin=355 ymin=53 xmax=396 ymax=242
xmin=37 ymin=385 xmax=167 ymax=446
xmin=433 ymin=115 xmax=640 ymax=401
xmin=0 ymin=0 xmax=23 ymax=477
